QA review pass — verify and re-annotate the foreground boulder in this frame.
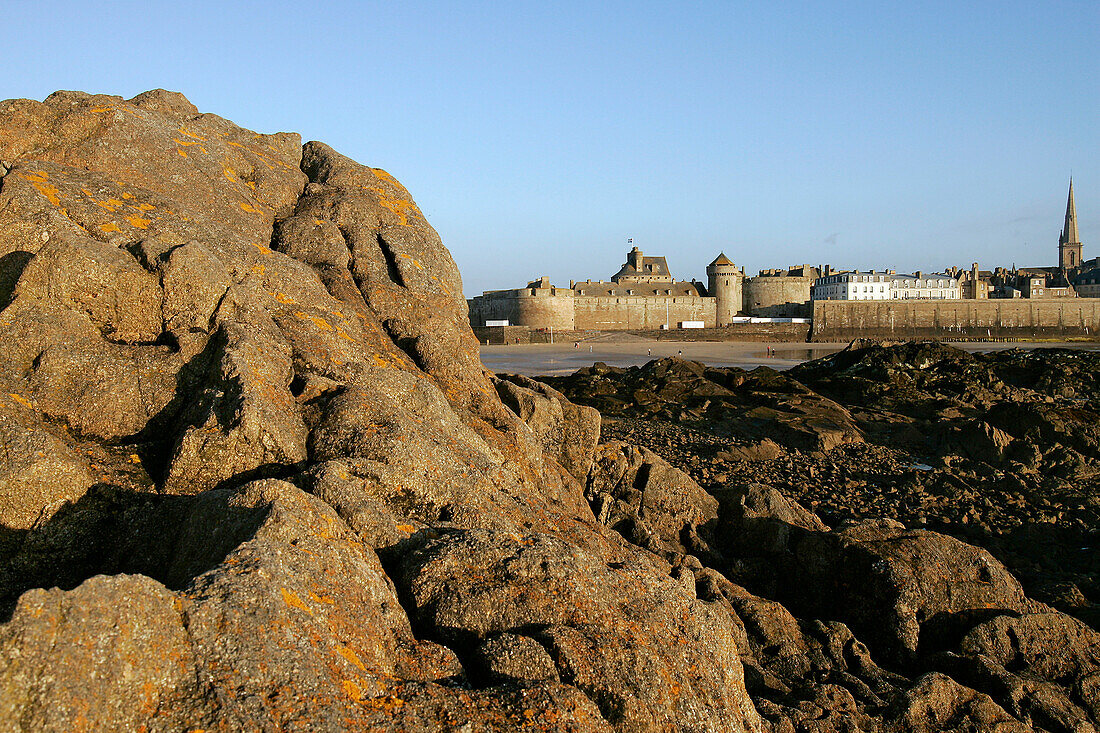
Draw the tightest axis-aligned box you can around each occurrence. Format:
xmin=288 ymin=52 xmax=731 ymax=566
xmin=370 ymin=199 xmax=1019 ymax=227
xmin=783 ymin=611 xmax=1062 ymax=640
xmin=0 ymin=90 xmax=766 ymax=731
xmin=586 ymin=440 xmax=719 ymax=560
xmin=389 ymin=528 xmax=763 ymax=732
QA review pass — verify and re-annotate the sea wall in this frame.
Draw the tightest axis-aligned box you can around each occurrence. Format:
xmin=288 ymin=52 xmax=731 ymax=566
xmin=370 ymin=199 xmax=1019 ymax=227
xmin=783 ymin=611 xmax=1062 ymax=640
xmin=573 ymin=295 xmax=716 ymax=330
xmin=811 ymin=299 xmax=1100 ymax=341
xmin=626 ymin=324 xmax=811 ymax=342
xmin=468 ymin=289 xmax=576 ymax=330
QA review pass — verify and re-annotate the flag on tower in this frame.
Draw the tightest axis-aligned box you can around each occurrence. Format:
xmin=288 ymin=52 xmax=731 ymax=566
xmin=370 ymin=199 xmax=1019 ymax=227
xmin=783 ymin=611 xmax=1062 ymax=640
xmin=627 ymin=238 xmax=633 ymax=243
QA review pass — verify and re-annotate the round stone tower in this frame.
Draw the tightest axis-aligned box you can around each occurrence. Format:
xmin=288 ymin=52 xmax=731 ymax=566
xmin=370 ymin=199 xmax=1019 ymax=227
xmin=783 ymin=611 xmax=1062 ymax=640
xmin=706 ymin=253 xmax=743 ymax=327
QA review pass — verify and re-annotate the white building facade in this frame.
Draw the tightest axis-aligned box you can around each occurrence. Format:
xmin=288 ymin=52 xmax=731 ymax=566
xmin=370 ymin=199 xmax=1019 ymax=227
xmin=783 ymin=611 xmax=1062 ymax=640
xmin=811 ymin=271 xmax=893 ymax=301
xmin=889 ymin=273 xmax=960 ymax=300
xmin=812 ymin=271 xmax=960 ymax=301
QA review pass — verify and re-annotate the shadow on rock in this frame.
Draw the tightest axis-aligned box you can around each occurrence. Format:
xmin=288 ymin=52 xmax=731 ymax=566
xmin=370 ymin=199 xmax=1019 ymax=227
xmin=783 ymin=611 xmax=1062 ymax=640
xmin=0 ymin=484 xmax=268 ymax=620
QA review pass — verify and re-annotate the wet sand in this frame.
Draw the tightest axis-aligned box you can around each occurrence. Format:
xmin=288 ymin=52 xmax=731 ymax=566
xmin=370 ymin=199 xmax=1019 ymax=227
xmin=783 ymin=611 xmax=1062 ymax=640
xmin=480 ymin=340 xmax=1100 ymax=376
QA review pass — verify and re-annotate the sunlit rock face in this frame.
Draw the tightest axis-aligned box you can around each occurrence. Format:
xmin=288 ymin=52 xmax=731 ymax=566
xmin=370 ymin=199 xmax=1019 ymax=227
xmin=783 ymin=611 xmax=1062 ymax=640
xmin=0 ymin=90 xmax=765 ymax=732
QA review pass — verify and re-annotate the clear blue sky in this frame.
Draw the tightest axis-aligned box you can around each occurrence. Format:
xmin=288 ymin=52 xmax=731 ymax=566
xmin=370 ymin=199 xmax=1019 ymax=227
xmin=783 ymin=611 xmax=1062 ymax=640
xmin=6 ymin=0 xmax=1098 ymax=295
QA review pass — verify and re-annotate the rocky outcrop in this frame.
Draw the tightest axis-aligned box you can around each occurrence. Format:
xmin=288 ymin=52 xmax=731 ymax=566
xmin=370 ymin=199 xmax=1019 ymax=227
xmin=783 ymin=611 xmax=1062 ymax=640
xmin=586 ymin=440 xmax=718 ymax=560
xmin=493 ymin=373 xmax=601 ymax=482
xmin=550 ymin=358 xmax=865 ymax=453
xmin=0 ymin=90 xmax=765 ymax=731
xmin=548 ymin=341 xmax=1100 ymax=730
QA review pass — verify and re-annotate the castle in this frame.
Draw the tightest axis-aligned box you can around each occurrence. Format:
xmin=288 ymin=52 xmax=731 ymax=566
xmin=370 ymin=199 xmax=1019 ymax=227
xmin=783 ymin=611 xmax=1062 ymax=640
xmin=467 ymin=247 xmax=753 ymax=330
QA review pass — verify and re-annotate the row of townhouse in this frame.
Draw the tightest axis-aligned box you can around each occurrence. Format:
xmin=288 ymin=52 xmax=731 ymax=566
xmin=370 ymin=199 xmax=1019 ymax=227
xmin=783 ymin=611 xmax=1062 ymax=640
xmin=811 ymin=270 xmax=960 ymax=301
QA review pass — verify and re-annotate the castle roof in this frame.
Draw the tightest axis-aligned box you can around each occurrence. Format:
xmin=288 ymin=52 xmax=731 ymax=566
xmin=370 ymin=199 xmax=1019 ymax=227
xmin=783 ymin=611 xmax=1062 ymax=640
xmin=709 ymin=253 xmax=734 ymax=267
xmin=572 ymin=280 xmax=706 ymax=298
xmin=612 ymin=257 xmax=671 ymax=281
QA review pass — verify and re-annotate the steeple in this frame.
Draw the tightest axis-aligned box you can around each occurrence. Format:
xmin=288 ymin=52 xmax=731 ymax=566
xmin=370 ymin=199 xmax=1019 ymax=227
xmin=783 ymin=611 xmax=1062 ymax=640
xmin=1062 ymin=178 xmax=1079 ymax=245
xmin=1059 ymin=178 xmax=1083 ymax=270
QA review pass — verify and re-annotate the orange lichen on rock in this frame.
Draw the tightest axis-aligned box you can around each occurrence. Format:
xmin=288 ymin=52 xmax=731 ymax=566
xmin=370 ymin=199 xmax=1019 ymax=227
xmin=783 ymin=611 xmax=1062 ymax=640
xmin=126 ymin=215 xmax=151 ymax=229
xmin=295 ymin=312 xmax=334 ymax=332
xmin=177 ymin=126 xmax=207 ymax=141
xmin=334 ymin=324 xmax=358 ymax=343
xmin=20 ymin=171 xmax=62 ymax=206
xmin=280 ymin=587 xmax=313 ymax=616
xmin=336 ymin=645 xmax=366 ymax=671
xmin=100 ymin=222 xmax=122 ymax=233
xmin=7 ymin=393 xmax=34 ymax=409
xmin=367 ymin=187 xmax=417 ymax=226
xmin=342 ymin=679 xmax=364 ymax=702
xmin=240 ymin=202 xmax=263 ymax=214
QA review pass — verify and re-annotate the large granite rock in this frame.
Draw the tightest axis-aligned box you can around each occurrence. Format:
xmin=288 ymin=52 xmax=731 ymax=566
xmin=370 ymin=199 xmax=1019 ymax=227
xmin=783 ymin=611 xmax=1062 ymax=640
xmin=0 ymin=90 xmax=765 ymax=731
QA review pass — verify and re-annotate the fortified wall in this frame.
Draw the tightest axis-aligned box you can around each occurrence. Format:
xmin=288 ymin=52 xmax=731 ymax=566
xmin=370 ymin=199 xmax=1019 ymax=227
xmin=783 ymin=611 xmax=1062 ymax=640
xmin=812 ymin=299 xmax=1100 ymax=341
xmin=467 ymin=281 xmax=577 ymax=331
xmin=743 ymin=269 xmax=818 ymax=317
xmin=469 ymin=248 xmax=737 ymax=330
xmin=573 ymin=292 xmax=715 ymax=330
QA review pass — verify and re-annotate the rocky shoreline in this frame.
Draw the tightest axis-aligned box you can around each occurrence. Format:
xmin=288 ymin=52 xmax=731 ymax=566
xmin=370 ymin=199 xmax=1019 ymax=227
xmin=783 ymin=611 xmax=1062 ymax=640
xmin=540 ymin=342 xmax=1100 ymax=729
xmin=0 ymin=90 xmax=1097 ymax=731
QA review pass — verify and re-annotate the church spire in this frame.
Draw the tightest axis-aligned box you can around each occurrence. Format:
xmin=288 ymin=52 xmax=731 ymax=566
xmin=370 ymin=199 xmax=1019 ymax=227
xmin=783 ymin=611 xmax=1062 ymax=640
xmin=1059 ymin=177 xmax=1083 ymax=270
xmin=1063 ymin=178 xmax=1079 ymax=245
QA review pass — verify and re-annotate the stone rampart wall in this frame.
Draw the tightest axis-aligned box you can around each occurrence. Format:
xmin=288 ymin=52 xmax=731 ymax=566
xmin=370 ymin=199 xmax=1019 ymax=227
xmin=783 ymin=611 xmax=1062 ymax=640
xmin=468 ymin=290 xmax=576 ymax=330
xmin=573 ymin=296 xmax=716 ymax=330
xmin=811 ymin=299 xmax=1100 ymax=341
xmin=744 ymin=277 xmax=813 ymax=317
xmin=472 ymin=325 xmax=534 ymax=345
xmin=469 ymin=292 xmax=719 ymax=331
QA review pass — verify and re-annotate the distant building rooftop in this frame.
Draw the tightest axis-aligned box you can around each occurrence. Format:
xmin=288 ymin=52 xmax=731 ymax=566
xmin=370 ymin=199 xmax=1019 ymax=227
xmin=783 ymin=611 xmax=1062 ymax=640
xmin=572 ymin=280 xmax=706 ymax=297
xmin=612 ymin=246 xmax=674 ymax=283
